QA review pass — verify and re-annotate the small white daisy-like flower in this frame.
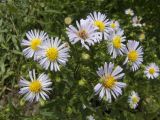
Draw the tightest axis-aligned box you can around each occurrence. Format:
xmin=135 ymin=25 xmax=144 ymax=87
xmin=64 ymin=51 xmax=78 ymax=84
xmin=128 ymin=91 xmax=140 ymax=109
xmin=132 ymin=16 xmax=142 ymax=27
xmin=37 ymin=37 xmax=70 ymax=72
xmin=124 ymin=40 xmax=143 ymax=71
xmin=144 ymin=63 xmax=159 ymax=79
xmin=109 ymin=20 xmax=120 ymax=31
xmin=94 ymin=62 xmax=126 ymax=103
xmin=125 ymin=8 xmax=134 ymax=16
xmin=21 ymin=30 xmax=48 ymax=60
xmin=66 ymin=19 xmax=101 ymax=50
xmin=19 ymin=69 xmax=52 ymax=102
xmin=107 ymin=29 xmax=126 ymax=58
xmin=87 ymin=11 xmax=111 ymax=40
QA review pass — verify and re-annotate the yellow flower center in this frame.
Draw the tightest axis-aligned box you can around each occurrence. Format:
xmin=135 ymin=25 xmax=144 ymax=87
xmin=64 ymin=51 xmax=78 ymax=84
xmin=132 ymin=96 xmax=139 ymax=104
xmin=78 ymin=30 xmax=88 ymax=40
xmin=103 ymin=75 xmax=116 ymax=89
xmin=29 ymin=80 xmax=42 ymax=93
xmin=128 ymin=50 xmax=138 ymax=62
xmin=112 ymin=35 xmax=121 ymax=48
xmin=30 ymin=38 xmax=41 ymax=50
xmin=94 ymin=20 xmax=105 ymax=32
xmin=110 ymin=23 xmax=116 ymax=28
xmin=149 ymin=68 xmax=155 ymax=74
xmin=46 ymin=47 xmax=59 ymax=61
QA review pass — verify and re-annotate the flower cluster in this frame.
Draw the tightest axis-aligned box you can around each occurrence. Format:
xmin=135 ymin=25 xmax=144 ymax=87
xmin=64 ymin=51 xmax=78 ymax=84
xmin=67 ymin=12 xmax=144 ymax=72
xmin=125 ymin=8 xmax=145 ymax=27
xmin=19 ymin=11 xmax=160 ymax=110
xmin=21 ymin=30 xmax=70 ymax=72
xmin=66 ymin=11 xmax=160 ymax=109
xmin=20 ymin=30 xmax=70 ymax=102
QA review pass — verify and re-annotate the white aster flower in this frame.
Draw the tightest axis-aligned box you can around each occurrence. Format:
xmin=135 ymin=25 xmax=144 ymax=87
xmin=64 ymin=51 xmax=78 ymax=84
xmin=125 ymin=8 xmax=134 ymax=16
xmin=66 ymin=19 xmax=101 ymax=50
xmin=21 ymin=30 xmax=48 ymax=60
xmin=132 ymin=16 xmax=142 ymax=27
xmin=19 ymin=69 xmax=52 ymax=102
xmin=107 ymin=29 xmax=126 ymax=58
xmin=128 ymin=91 xmax=140 ymax=109
xmin=87 ymin=11 xmax=111 ymax=40
xmin=124 ymin=40 xmax=143 ymax=71
xmin=87 ymin=115 xmax=95 ymax=120
xmin=144 ymin=63 xmax=159 ymax=79
xmin=94 ymin=62 xmax=126 ymax=103
xmin=37 ymin=37 xmax=70 ymax=72
xmin=109 ymin=20 xmax=120 ymax=31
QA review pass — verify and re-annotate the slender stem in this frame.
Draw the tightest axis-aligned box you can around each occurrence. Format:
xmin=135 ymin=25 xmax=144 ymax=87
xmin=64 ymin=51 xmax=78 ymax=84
xmin=10 ymin=16 xmax=18 ymax=36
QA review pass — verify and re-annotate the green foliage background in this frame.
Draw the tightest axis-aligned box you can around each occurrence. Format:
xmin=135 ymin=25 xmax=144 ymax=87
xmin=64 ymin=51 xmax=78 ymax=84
xmin=0 ymin=0 xmax=160 ymax=120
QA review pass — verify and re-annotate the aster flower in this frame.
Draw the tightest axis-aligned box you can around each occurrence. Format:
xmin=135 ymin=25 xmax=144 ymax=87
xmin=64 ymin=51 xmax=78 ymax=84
xmin=144 ymin=63 xmax=159 ymax=79
xmin=66 ymin=19 xmax=101 ymax=50
xmin=21 ymin=30 xmax=48 ymax=60
xmin=94 ymin=62 xmax=126 ymax=103
xmin=37 ymin=37 xmax=70 ymax=72
xmin=19 ymin=69 xmax=52 ymax=102
xmin=123 ymin=40 xmax=143 ymax=71
xmin=132 ymin=16 xmax=142 ymax=27
xmin=128 ymin=91 xmax=140 ymax=109
xmin=109 ymin=20 xmax=120 ymax=31
xmin=107 ymin=29 xmax=126 ymax=58
xmin=87 ymin=11 xmax=111 ymax=40
xmin=125 ymin=8 xmax=134 ymax=16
